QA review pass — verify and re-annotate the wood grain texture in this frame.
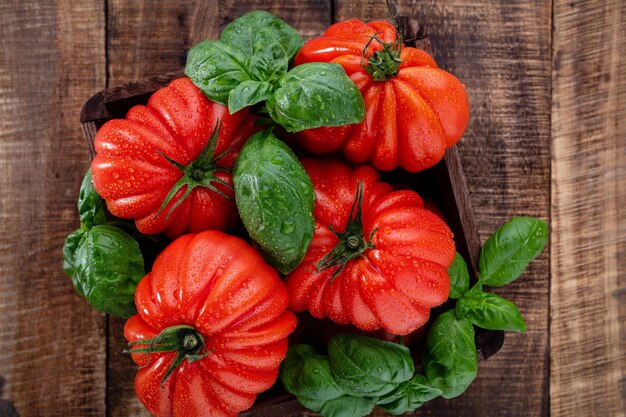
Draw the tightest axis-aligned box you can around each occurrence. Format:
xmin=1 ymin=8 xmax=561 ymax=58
xmin=551 ymin=1 xmax=626 ymax=416
xmin=335 ymin=1 xmax=552 ymax=416
xmin=0 ymin=1 xmax=107 ymax=416
xmin=105 ymin=2 xmax=331 ymax=416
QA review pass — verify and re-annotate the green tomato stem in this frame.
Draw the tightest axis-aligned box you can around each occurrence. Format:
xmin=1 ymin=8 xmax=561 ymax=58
xmin=361 ymin=0 xmax=404 ymax=81
xmin=125 ymin=324 xmax=212 ymax=387
xmin=315 ymin=182 xmax=375 ymax=280
xmin=154 ymin=119 xmax=234 ymax=220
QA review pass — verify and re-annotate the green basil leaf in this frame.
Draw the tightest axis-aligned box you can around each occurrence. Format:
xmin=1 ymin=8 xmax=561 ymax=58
xmin=456 ymin=284 xmax=526 ymax=332
xmin=233 ymin=130 xmax=315 ymax=274
xmin=71 ymin=225 xmax=144 ymax=318
xmin=377 ymin=374 xmax=442 ymax=415
xmin=479 ymin=216 xmax=547 ymax=286
xmin=280 ymin=345 xmax=346 ymax=412
xmin=423 ymin=310 xmax=478 ymax=399
xmin=185 ymin=40 xmax=251 ymax=104
xmin=449 ymin=252 xmax=470 ymax=299
xmin=228 ymin=80 xmax=274 ymax=114
xmin=220 ymin=10 xmax=303 ymax=62
xmin=63 ymin=228 xmax=87 ymax=293
xmin=266 ymin=62 xmax=366 ymax=132
xmin=78 ymin=168 xmax=107 ymax=229
xmin=250 ymin=42 xmax=288 ymax=83
xmin=319 ymin=396 xmax=376 ymax=417
xmin=328 ymin=333 xmax=414 ymax=398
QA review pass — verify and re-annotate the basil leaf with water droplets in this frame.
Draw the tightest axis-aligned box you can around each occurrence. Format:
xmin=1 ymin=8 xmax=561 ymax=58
xmin=456 ymin=284 xmax=526 ymax=332
xmin=220 ymin=10 xmax=303 ymax=62
xmin=319 ymin=396 xmax=376 ymax=417
xmin=250 ymin=41 xmax=288 ymax=83
xmin=67 ymin=225 xmax=144 ymax=318
xmin=228 ymin=80 xmax=274 ymax=113
xmin=185 ymin=40 xmax=251 ymax=105
xmin=377 ymin=374 xmax=442 ymax=415
xmin=423 ymin=310 xmax=477 ymax=399
xmin=266 ymin=62 xmax=366 ymax=132
xmin=78 ymin=168 xmax=107 ymax=229
xmin=63 ymin=228 xmax=86 ymax=286
xmin=449 ymin=252 xmax=470 ymax=299
xmin=479 ymin=216 xmax=547 ymax=286
xmin=328 ymin=333 xmax=414 ymax=398
xmin=280 ymin=345 xmax=376 ymax=417
xmin=233 ymin=130 xmax=315 ymax=274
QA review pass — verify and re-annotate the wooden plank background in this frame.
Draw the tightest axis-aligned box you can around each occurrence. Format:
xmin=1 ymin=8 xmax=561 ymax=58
xmin=551 ymin=1 xmax=626 ymax=416
xmin=0 ymin=1 xmax=623 ymax=416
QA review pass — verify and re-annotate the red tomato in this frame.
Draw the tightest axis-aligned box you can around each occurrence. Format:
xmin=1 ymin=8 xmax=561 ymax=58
xmin=293 ymin=19 xmax=469 ymax=172
xmin=286 ymin=159 xmax=455 ymax=335
xmin=125 ymin=231 xmax=297 ymax=417
xmin=92 ymin=77 xmax=259 ymax=238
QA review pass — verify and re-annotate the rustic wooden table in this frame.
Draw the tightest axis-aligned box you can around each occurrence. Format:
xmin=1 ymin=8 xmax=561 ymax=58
xmin=0 ymin=1 xmax=623 ymax=416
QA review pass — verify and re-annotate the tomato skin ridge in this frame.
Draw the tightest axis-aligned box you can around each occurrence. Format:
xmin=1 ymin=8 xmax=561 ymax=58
xmin=286 ymin=159 xmax=455 ymax=336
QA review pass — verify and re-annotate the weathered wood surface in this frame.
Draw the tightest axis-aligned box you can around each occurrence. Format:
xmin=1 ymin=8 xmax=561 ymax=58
xmin=0 ymin=1 xmax=107 ymax=416
xmin=551 ymin=1 xmax=626 ymax=416
xmin=1 ymin=0 xmax=624 ymax=416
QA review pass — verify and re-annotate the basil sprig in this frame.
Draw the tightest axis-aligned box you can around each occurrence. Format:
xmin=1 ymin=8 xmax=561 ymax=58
xmin=266 ymin=62 xmax=365 ymax=132
xmin=377 ymin=375 xmax=442 ymax=415
xmin=185 ymin=10 xmax=365 ymax=131
xmin=328 ymin=334 xmax=414 ymax=398
xmin=456 ymin=284 xmax=526 ymax=332
xmin=233 ymin=129 xmax=315 ymax=274
xmin=281 ymin=334 xmax=435 ymax=417
xmin=422 ymin=310 xmax=478 ymax=399
xmin=281 ymin=345 xmax=376 ymax=417
xmin=219 ymin=10 xmax=303 ymax=62
xmin=63 ymin=169 xmax=144 ymax=318
xmin=78 ymin=169 xmax=108 ymax=229
xmin=479 ymin=216 xmax=548 ymax=286
xmin=448 ymin=252 xmax=470 ymax=299
xmin=423 ymin=217 xmax=547 ymax=399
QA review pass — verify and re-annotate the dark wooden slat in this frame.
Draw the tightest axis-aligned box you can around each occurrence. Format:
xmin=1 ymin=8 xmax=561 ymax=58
xmin=551 ymin=1 xmax=626 ymax=416
xmin=105 ymin=2 xmax=332 ymax=416
xmin=334 ymin=1 xmax=551 ymax=416
xmin=0 ymin=1 xmax=107 ymax=416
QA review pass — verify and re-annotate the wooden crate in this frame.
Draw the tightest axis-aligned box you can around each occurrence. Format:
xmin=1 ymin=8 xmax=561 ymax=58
xmin=78 ymin=19 xmax=504 ymax=416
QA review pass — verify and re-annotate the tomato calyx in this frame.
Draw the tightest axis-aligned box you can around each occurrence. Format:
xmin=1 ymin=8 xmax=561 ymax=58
xmin=361 ymin=0 xmax=404 ymax=81
xmin=315 ymin=182 xmax=376 ymax=280
xmin=362 ymin=35 xmax=403 ymax=81
xmin=126 ymin=324 xmax=212 ymax=387
xmin=155 ymin=120 xmax=234 ymax=220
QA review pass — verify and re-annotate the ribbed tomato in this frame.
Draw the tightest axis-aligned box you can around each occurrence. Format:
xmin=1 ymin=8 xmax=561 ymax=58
xmin=125 ymin=231 xmax=297 ymax=417
xmin=286 ymin=159 xmax=456 ymax=335
xmin=91 ymin=77 xmax=259 ymax=238
xmin=293 ymin=19 xmax=469 ymax=172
